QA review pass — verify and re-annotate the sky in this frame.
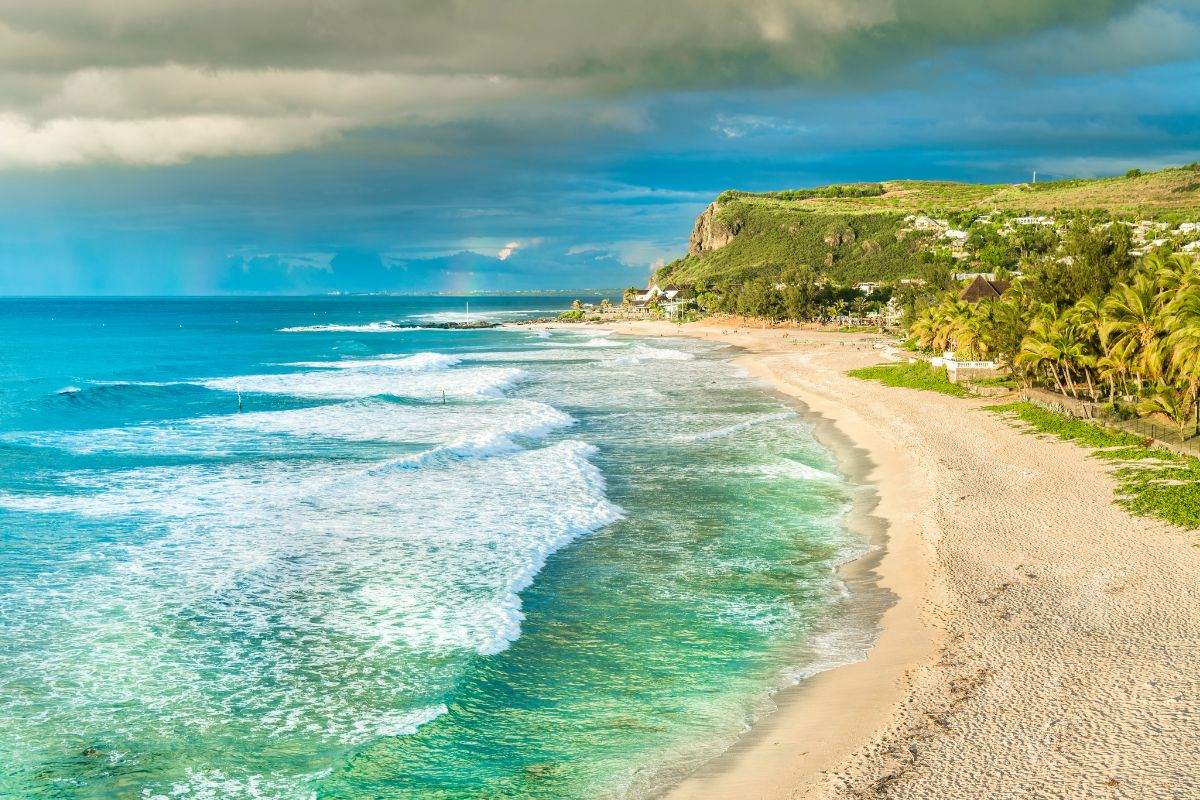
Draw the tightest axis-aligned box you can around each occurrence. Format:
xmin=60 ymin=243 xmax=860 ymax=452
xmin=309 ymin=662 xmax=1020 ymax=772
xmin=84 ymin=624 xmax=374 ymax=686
xmin=1 ymin=0 xmax=1199 ymax=295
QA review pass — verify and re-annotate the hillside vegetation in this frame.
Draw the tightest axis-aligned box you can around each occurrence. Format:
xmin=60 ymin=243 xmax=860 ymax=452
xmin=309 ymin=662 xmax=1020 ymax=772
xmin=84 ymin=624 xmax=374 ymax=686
xmin=657 ymin=165 xmax=1200 ymax=286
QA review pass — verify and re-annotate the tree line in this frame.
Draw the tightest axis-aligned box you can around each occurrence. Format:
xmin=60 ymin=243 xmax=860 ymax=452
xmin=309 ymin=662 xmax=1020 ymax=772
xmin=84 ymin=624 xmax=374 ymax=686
xmin=909 ymin=253 xmax=1200 ymax=440
xmin=692 ymin=267 xmax=893 ymax=323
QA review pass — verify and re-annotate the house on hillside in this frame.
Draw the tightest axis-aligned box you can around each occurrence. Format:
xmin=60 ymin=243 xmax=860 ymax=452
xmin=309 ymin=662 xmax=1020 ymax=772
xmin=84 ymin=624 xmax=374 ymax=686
xmin=960 ymin=275 xmax=1011 ymax=303
xmin=854 ymin=282 xmax=879 ymax=295
xmin=912 ymin=215 xmax=949 ymax=232
xmin=629 ymin=284 xmax=694 ymax=318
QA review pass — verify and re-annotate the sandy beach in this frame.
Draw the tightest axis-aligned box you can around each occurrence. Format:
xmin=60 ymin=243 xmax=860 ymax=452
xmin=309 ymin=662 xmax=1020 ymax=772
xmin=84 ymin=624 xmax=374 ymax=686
xmin=527 ymin=318 xmax=1200 ymax=799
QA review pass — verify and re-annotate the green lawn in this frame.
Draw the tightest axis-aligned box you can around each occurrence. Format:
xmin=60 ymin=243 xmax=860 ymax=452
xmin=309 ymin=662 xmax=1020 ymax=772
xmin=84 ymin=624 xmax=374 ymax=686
xmin=847 ymin=361 xmax=969 ymax=397
xmin=985 ymin=402 xmax=1200 ymax=529
xmin=966 ymin=375 xmax=1018 ymax=389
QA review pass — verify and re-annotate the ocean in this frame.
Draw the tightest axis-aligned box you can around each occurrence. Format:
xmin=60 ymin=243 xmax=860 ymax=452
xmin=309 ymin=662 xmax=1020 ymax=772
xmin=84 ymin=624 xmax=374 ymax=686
xmin=0 ymin=297 xmax=875 ymax=799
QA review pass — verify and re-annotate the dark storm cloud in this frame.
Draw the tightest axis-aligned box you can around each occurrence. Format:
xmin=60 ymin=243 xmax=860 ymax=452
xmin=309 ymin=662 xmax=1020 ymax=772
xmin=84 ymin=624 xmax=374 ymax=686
xmin=1 ymin=1 xmax=1198 ymax=294
xmin=0 ymin=0 xmax=1167 ymax=167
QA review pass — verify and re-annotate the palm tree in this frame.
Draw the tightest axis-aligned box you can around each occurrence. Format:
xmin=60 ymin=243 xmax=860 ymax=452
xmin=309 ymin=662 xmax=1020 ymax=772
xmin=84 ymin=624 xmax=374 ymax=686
xmin=1048 ymin=317 xmax=1089 ymax=399
xmin=1097 ymin=352 xmax=1132 ymax=402
xmin=1146 ymin=252 xmax=1197 ymax=292
xmin=850 ymin=296 xmax=869 ymax=321
xmin=1165 ymin=321 xmax=1200 ymax=436
xmin=1016 ymin=310 xmax=1070 ymax=395
xmin=1138 ymin=383 xmax=1196 ymax=442
xmin=1102 ymin=274 xmax=1166 ymax=393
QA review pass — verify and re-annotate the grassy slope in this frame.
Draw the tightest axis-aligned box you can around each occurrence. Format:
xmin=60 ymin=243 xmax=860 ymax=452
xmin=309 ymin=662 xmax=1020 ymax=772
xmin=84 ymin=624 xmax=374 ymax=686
xmin=665 ymin=206 xmax=927 ymax=284
xmin=659 ymin=166 xmax=1200 ymax=286
xmin=742 ymin=168 xmax=1200 ymax=216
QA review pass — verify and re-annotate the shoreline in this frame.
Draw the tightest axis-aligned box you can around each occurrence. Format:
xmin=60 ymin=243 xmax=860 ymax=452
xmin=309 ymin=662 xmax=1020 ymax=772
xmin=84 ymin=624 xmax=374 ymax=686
xmin=659 ymin=322 xmax=937 ymax=799
xmin=659 ymin=340 xmax=937 ymax=800
xmin=515 ymin=318 xmax=1200 ymax=799
xmin=519 ymin=318 xmax=940 ymax=797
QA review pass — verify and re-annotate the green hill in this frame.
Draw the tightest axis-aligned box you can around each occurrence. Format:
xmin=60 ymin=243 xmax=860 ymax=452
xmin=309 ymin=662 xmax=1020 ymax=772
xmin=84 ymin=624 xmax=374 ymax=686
xmin=656 ymin=165 xmax=1200 ymax=286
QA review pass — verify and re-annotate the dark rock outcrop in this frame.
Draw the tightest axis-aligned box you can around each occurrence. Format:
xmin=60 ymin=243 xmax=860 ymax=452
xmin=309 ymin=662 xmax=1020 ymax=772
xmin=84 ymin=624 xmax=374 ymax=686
xmin=688 ymin=202 xmax=742 ymax=256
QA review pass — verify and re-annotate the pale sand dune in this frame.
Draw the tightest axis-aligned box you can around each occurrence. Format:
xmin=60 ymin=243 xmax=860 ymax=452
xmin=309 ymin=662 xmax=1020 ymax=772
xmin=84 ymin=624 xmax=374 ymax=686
xmin=520 ymin=318 xmax=1200 ymax=799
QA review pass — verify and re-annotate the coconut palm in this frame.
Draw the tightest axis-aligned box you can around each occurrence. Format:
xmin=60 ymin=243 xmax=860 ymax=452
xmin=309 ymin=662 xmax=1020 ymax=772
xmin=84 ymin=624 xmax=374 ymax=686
xmin=1102 ymin=274 xmax=1167 ymax=391
xmin=1016 ymin=310 xmax=1070 ymax=395
xmin=850 ymin=296 xmax=869 ymax=320
xmin=1165 ymin=321 xmax=1200 ymax=436
xmin=1138 ymin=383 xmax=1197 ymax=442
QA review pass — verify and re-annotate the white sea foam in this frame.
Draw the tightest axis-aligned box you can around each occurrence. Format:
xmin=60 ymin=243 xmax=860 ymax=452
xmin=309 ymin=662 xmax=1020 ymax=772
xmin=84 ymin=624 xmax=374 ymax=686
xmin=286 ymin=352 xmax=461 ymax=372
xmin=754 ymin=458 xmax=841 ymax=482
xmin=410 ymin=310 xmax=556 ymax=324
xmin=278 ymin=321 xmax=409 ymax=333
xmin=199 ymin=365 xmax=525 ymax=400
xmin=605 ymin=344 xmax=696 ymax=366
xmin=5 ymin=398 xmax=575 ymax=456
xmin=462 ymin=349 xmax=610 ymax=363
xmin=370 ymin=432 xmax=524 ymax=471
xmin=538 ymin=337 xmax=627 ymax=349
xmin=683 ymin=410 xmax=796 ymax=442
xmin=0 ymin=440 xmax=622 ymax=755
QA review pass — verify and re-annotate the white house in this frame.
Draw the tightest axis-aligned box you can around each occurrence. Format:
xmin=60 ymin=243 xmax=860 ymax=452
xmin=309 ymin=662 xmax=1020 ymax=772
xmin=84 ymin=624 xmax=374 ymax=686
xmin=912 ymin=215 xmax=949 ymax=231
xmin=630 ymin=284 xmax=693 ymax=317
xmin=1012 ymin=216 xmax=1055 ymax=226
xmin=854 ymin=282 xmax=880 ymax=295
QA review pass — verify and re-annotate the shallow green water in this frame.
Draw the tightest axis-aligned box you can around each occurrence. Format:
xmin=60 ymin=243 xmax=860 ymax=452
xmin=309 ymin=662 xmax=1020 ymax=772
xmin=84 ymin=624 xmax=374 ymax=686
xmin=0 ymin=298 xmax=875 ymax=799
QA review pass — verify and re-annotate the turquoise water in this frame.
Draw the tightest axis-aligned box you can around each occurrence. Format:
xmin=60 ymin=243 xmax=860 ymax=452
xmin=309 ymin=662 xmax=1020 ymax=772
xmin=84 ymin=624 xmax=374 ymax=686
xmin=0 ymin=298 xmax=872 ymax=799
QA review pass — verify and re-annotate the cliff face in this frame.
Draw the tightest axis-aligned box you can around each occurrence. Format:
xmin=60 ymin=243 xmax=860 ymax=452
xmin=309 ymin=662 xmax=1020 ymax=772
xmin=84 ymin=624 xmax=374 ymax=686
xmin=663 ymin=166 xmax=1200 ymax=287
xmin=662 ymin=197 xmax=915 ymax=286
xmin=688 ymin=201 xmax=742 ymax=256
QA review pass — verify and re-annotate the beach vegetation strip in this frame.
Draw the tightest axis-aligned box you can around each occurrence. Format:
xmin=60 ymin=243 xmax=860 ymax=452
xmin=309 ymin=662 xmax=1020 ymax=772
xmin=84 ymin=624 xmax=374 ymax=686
xmin=986 ymin=402 xmax=1200 ymax=529
xmin=847 ymin=361 xmax=969 ymax=397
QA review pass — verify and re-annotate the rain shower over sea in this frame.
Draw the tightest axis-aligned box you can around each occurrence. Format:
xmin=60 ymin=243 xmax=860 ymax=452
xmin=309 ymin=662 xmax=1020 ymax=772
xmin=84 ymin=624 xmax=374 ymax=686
xmin=0 ymin=297 xmax=876 ymax=799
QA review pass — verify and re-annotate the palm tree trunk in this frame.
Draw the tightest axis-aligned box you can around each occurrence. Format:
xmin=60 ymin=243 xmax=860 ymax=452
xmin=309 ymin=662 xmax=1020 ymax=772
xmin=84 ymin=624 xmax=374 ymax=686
xmin=1062 ymin=368 xmax=1079 ymax=399
xmin=1047 ymin=365 xmax=1066 ymax=396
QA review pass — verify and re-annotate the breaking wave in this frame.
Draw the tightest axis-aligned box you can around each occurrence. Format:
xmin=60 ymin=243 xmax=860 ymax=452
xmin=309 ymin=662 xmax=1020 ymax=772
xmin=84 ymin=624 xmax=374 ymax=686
xmin=683 ymin=411 xmax=797 ymax=442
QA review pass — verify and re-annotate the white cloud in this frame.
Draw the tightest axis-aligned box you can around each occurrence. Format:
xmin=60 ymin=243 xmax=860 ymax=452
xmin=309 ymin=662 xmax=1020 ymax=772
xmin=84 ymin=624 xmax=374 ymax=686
xmin=0 ymin=113 xmax=344 ymax=168
xmin=712 ymin=113 xmax=808 ymax=139
xmin=566 ymin=240 xmax=674 ymax=269
xmin=496 ymin=241 xmax=522 ymax=261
